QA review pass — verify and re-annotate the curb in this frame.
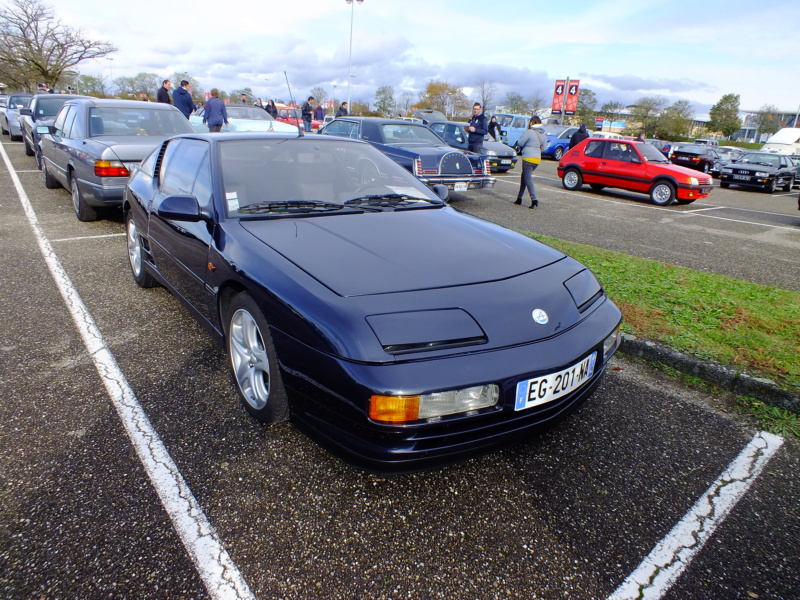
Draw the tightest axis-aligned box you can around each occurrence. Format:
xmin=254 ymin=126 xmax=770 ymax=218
xmin=618 ymin=334 xmax=800 ymax=414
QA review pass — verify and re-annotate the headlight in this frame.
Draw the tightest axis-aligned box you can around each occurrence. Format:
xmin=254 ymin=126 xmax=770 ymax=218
xmin=688 ymin=177 xmax=699 ymax=186
xmin=486 ymin=150 xmax=498 ymax=156
xmin=755 ymin=171 xmax=769 ymax=177
xmin=370 ymin=384 xmax=500 ymax=423
xmin=722 ymin=168 xmax=733 ymax=174
xmin=603 ymin=325 xmax=621 ymax=361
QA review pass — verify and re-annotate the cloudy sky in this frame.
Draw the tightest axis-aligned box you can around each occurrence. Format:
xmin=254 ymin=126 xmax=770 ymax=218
xmin=52 ymin=0 xmax=800 ymax=117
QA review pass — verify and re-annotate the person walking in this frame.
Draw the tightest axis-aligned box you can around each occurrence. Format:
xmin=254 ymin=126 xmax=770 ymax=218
xmin=467 ymin=102 xmax=488 ymax=154
xmin=513 ymin=116 xmax=547 ymax=209
xmin=157 ymin=80 xmax=172 ymax=104
xmin=335 ymin=102 xmax=348 ymax=117
xmin=301 ymin=96 xmax=315 ymax=132
xmin=265 ymin=100 xmax=278 ymax=118
xmin=313 ymin=103 xmax=325 ymax=121
xmin=239 ymin=93 xmax=248 ymax=105
xmin=254 ymin=98 xmax=264 ymax=109
xmin=172 ymin=80 xmax=194 ymax=119
xmin=488 ymin=116 xmax=503 ymax=142
xmin=203 ymin=89 xmax=228 ymax=132
xmin=569 ymin=123 xmax=590 ymax=149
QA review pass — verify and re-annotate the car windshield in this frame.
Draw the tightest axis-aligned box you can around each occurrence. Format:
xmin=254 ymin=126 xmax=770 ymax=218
xmin=379 ymin=123 xmax=445 ymax=145
xmin=88 ymin=106 xmax=194 ymax=136
xmin=9 ymin=95 xmax=31 ymax=109
xmin=674 ymin=144 xmax=705 ymax=155
xmin=544 ymin=124 xmax=571 ymax=138
xmin=738 ymin=153 xmax=780 ymax=168
xmin=225 ymin=106 xmax=274 ymax=121
xmin=637 ymin=143 xmax=669 ymax=163
xmin=219 ymin=139 xmax=441 ymax=218
xmin=34 ymin=97 xmax=70 ymax=117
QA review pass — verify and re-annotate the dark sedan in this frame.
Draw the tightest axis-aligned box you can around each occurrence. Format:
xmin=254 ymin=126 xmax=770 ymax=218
xmin=317 ymin=117 xmax=495 ymax=192
xmin=428 ymin=119 xmax=518 ymax=172
xmin=19 ymin=93 xmax=86 ymax=163
xmin=719 ymin=152 xmax=796 ymax=192
xmin=669 ymin=144 xmax=721 ymax=175
xmin=39 ymin=98 xmax=195 ymax=221
xmin=123 ymin=132 xmax=621 ymax=472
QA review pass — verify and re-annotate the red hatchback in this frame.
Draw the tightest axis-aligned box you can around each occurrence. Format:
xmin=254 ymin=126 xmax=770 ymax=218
xmin=558 ymin=139 xmax=713 ymax=205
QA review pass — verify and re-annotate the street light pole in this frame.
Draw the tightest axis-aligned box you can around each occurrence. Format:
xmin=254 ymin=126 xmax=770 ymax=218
xmin=346 ymin=0 xmax=363 ymax=111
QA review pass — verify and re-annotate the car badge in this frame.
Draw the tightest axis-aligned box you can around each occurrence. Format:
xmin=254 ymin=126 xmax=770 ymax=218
xmin=532 ymin=309 xmax=549 ymax=325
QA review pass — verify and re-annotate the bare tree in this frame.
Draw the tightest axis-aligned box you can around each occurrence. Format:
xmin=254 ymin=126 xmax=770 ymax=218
xmin=310 ymin=86 xmax=328 ymax=108
xmin=475 ymin=79 xmax=497 ymax=111
xmin=396 ymin=91 xmax=414 ymax=116
xmin=0 ymin=0 xmax=116 ymax=90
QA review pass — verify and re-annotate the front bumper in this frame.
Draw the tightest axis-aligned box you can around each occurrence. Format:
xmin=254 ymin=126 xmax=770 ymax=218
xmin=278 ymin=298 xmax=621 ymax=472
xmin=488 ymin=156 xmax=517 ymax=171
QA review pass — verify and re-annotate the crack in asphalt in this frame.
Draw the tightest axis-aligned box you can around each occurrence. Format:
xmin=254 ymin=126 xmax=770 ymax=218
xmin=609 ymin=431 xmax=784 ymax=600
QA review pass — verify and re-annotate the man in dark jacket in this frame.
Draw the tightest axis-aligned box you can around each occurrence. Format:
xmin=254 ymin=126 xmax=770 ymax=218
xmin=467 ymin=103 xmax=488 ymax=154
xmin=301 ymin=95 xmax=314 ymax=132
xmin=336 ymin=102 xmax=348 ymax=117
xmin=569 ymin=123 xmax=590 ymax=149
xmin=157 ymin=80 xmax=172 ymax=104
xmin=172 ymin=80 xmax=194 ymax=118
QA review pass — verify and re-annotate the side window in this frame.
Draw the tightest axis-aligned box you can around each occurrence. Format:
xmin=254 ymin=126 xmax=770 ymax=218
xmin=53 ymin=105 xmax=71 ymax=136
xmin=62 ymin=107 xmax=79 ymax=138
xmin=191 ymin=152 xmax=213 ymax=211
xmin=431 ymin=123 xmax=445 ymax=136
xmin=584 ymin=140 xmax=605 ymax=158
xmin=513 ymin=117 xmax=526 ymax=129
xmin=159 ymin=139 xmax=209 ymax=196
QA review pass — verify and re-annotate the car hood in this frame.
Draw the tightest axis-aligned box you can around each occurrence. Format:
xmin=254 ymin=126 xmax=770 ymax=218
xmin=380 ymin=142 xmax=465 ymax=156
xmin=90 ymin=136 xmax=172 ymax=160
xmin=239 ymin=208 xmax=564 ymax=297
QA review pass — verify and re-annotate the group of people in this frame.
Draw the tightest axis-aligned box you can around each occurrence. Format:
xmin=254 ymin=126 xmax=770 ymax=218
xmin=155 ymin=79 xmax=351 ymax=133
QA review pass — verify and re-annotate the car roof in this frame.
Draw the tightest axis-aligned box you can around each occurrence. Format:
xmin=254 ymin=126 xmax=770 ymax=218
xmin=65 ymin=97 xmax=181 ymax=111
xmin=332 ymin=116 xmax=429 ymax=127
xmin=170 ymin=131 xmax=370 ymax=144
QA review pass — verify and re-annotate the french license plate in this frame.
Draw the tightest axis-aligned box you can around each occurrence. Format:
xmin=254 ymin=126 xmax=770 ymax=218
xmin=701 ymin=188 xmax=712 ymax=193
xmin=515 ymin=353 xmax=597 ymax=411
xmin=500 ymin=159 xmax=512 ymax=165
xmin=454 ymin=182 xmax=468 ymax=192
xmin=733 ymin=175 xmax=750 ymax=180
xmin=678 ymin=156 xmax=689 ymax=160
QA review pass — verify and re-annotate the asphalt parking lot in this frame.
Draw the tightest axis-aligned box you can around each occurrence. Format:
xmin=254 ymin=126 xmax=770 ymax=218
xmin=1 ymin=138 xmax=799 ymax=600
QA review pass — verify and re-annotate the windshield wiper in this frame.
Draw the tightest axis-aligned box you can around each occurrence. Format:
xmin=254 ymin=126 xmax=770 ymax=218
xmin=344 ymin=194 xmax=439 ymax=211
xmin=238 ymin=200 xmax=357 ymax=216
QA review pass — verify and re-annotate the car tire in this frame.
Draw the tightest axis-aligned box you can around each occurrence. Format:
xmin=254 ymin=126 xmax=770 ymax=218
xmin=783 ymin=177 xmax=794 ymax=192
xmin=125 ymin=211 xmax=157 ymax=288
xmin=764 ymin=179 xmax=776 ymax=193
xmin=720 ymin=181 xmax=730 ymax=189
xmin=42 ymin=159 xmax=60 ymax=189
xmin=23 ymin=136 xmax=34 ymax=157
xmin=562 ymin=168 xmax=583 ymax=191
xmin=226 ymin=292 xmax=289 ymax=424
xmin=553 ymin=146 xmax=564 ymax=160
xmin=702 ymin=163 xmax=710 ymax=174
xmin=71 ymin=176 xmax=98 ymax=222
xmin=589 ymin=184 xmax=605 ymax=192
xmin=10 ymin=132 xmax=20 ymax=142
xmin=649 ymin=181 xmax=676 ymax=206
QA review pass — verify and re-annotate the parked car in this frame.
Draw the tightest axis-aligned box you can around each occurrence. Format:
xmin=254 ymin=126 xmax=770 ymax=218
xmin=0 ymin=92 xmax=33 ymax=141
xmin=317 ymin=117 xmax=495 ymax=192
xmin=19 ymin=93 xmax=86 ymax=161
xmin=669 ymin=144 xmax=722 ymax=175
xmin=719 ymin=152 xmax=796 ymax=193
xmin=275 ymin=105 xmax=322 ymax=130
xmin=189 ymin=104 xmax=297 ymax=133
xmin=427 ymin=119 xmax=518 ymax=172
xmin=543 ymin=124 xmax=579 ymax=160
xmin=491 ymin=113 xmax=533 ymax=146
xmin=38 ymin=98 xmax=195 ymax=221
xmin=123 ymin=131 xmax=622 ymax=471
xmin=412 ymin=109 xmax=447 ymax=124
xmin=644 ymin=138 xmax=672 ymax=157
xmin=558 ymin=138 xmax=713 ymax=206
xmin=693 ymin=139 xmax=719 ymax=147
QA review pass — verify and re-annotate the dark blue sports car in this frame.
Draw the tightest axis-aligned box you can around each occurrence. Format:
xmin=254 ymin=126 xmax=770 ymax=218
xmin=124 ymin=132 xmax=621 ymax=472
xmin=318 ymin=116 xmax=495 ymax=192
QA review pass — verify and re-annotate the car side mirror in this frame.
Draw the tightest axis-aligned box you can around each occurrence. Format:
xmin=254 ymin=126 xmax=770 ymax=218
xmin=631 ymin=156 xmax=641 ymax=164
xmin=432 ymin=184 xmax=449 ymax=202
xmin=19 ymin=108 xmax=32 ymax=116
xmin=156 ymin=194 xmax=203 ymax=222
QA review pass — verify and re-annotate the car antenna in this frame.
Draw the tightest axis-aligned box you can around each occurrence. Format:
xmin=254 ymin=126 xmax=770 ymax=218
xmin=284 ymin=71 xmax=303 ymax=137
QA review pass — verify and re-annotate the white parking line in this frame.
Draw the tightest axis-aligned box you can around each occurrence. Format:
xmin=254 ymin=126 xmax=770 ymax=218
xmin=0 ymin=145 xmax=255 ymax=600
xmin=609 ymin=431 xmax=784 ymax=600
xmin=50 ymin=233 xmax=126 ymax=243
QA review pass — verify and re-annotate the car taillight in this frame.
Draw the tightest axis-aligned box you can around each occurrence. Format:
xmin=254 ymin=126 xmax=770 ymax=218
xmin=414 ymin=158 xmax=423 ymax=176
xmin=94 ymin=160 xmax=130 ymax=177
xmin=484 ymin=159 xmax=491 ymax=173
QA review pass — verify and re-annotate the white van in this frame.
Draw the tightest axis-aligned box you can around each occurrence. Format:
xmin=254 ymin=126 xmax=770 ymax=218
xmin=760 ymin=128 xmax=800 ymax=156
